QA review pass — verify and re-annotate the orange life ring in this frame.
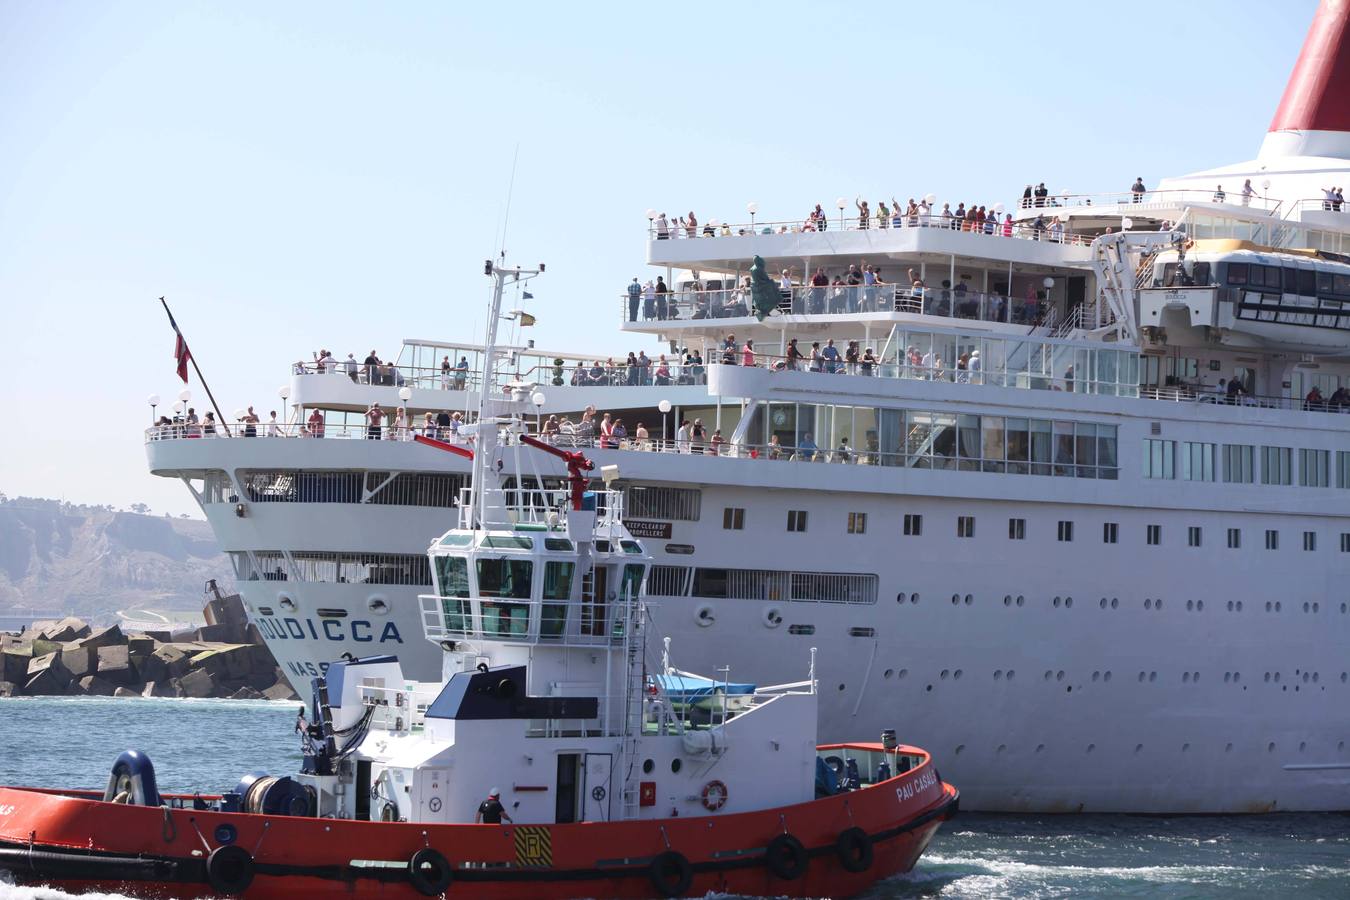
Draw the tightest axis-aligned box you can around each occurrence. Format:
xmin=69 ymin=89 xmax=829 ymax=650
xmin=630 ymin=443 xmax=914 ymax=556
xmin=700 ymin=779 xmax=728 ymax=811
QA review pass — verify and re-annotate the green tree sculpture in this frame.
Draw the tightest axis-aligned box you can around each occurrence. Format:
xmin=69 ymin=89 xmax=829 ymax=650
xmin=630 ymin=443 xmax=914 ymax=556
xmin=749 ymin=256 xmax=779 ymax=321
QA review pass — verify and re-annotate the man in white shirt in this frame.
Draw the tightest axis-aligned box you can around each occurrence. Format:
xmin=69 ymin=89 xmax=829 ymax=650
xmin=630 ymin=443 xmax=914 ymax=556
xmin=343 ymin=354 xmax=359 ymax=382
xmin=266 ymin=411 xmax=281 ymax=437
xmin=675 ymin=420 xmax=690 ymax=454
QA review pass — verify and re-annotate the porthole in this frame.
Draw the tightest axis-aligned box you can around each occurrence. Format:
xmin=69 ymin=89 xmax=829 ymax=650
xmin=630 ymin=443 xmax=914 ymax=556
xmin=954 ymin=669 xmax=963 ymax=680
xmin=1182 ymin=743 xmax=1190 ymax=752
xmin=1341 ymin=603 xmax=1347 ymax=613
xmin=1156 ymin=599 xmax=1163 ymax=610
xmin=1312 ymin=672 xmax=1319 ymax=683
xmin=1149 ymin=672 xmax=1157 ymax=682
xmin=898 ymin=669 xmax=908 ymax=679
xmin=1234 ymin=672 xmax=1241 ymax=683
xmin=1224 ymin=672 xmax=1232 ymax=683
xmin=1092 ymin=671 xmax=1100 ymax=682
xmin=1186 ymin=600 xmax=1194 ymax=611
xmin=1268 ymin=742 xmax=1276 ymax=752
xmin=671 ymin=759 xmax=682 ymax=773
xmin=1035 ymin=744 xmax=1045 ymax=753
xmin=1274 ymin=673 xmax=1282 ymax=683
xmin=642 ymin=759 xmax=654 ymax=774
xmin=954 ymin=744 xmax=965 ymax=755
xmin=837 ymin=683 xmax=846 ymax=691
xmin=1138 ymin=671 xmax=1146 ymax=682
xmin=940 ymin=670 xmax=949 ymax=680
xmin=1299 ymin=741 xmax=1307 ymax=752
xmin=997 ymin=744 xmax=1006 ymax=754
xmin=1111 ymin=598 xmax=1119 ymax=609
xmin=1236 ymin=601 xmax=1243 ymax=611
xmin=1265 ymin=601 xmax=1272 ymax=612
xmin=964 ymin=594 xmax=973 ymax=606
xmin=1065 ymin=597 xmax=1073 ymax=609
xmin=1044 ymin=670 xmax=1053 ymax=681
xmin=896 ymin=593 xmax=906 ymax=604
xmin=1313 ymin=602 xmax=1320 ymax=612
xmin=1302 ymin=602 xmax=1310 ymax=612
xmin=911 ymin=593 xmax=920 ymax=604
xmin=883 ymin=668 xmax=894 ymax=679
xmin=277 ymin=595 xmax=297 ymax=612
xmin=1086 ymin=743 xmax=1095 ymax=753
xmin=1275 ymin=601 xmax=1282 ymax=611
xmin=1134 ymin=744 xmax=1143 ymax=753
xmin=1053 ymin=596 xmax=1061 ymax=608
xmin=1225 ymin=743 xmax=1233 ymax=752
xmin=951 ymin=593 xmax=960 ymax=606
xmin=1227 ymin=601 xmax=1233 ymax=611
xmin=367 ymin=596 xmax=390 ymax=616
xmin=994 ymin=670 xmax=1003 ymax=680
xmin=1056 ymin=670 xmax=1065 ymax=681
xmin=1007 ymin=671 xmax=1016 ymax=680
xmin=1016 ymin=595 xmax=1025 ymax=607
xmin=1183 ymin=672 xmax=1191 ymax=683
xmin=925 ymin=685 xmax=933 ymax=692
xmin=1145 ymin=598 xmax=1152 ymax=610
xmin=1099 ymin=598 xmax=1107 ymax=609
xmin=1003 ymin=595 xmax=1012 ymax=607
xmin=1264 ymin=672 xmax=1271 ymax=682
xmin=1104 ymin=672 xmax=1112 ymax=682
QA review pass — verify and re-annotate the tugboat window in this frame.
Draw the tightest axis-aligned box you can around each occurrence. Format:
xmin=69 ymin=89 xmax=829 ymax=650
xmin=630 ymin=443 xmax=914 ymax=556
xmin=541 ymin=561 xmax=575 ymax=638
xmin=476 ymin=558 xmax=533 ymax=637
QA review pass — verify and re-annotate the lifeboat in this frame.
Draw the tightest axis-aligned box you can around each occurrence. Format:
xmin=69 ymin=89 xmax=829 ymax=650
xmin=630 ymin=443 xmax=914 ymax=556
xmin=0 ymin=259 xmax=957 ymax=898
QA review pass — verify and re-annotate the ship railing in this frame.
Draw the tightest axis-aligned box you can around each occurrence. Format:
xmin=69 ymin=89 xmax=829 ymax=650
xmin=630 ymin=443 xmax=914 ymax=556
xmin=358 ymin=682 xmax=439 ymax=735
xmin=1140 ymin=386 xmax=1350 ymax=413
xmin=1012 ymin=188 xmax=1283 ymax=214
xmin=295 ymin=360 xmax=485 ymax=393
xmin=144 ymin=422 xmax=481 ymax=442
xmin=622 ymin=285 xmax=1056 ymax=327
xmin=648 ymin=214 xmax=1093 ymax=244
xmin=1289 ymin=197 xmax=1349 ymax=216
xmin=548 ymin=434 xmax=1124 ymax=480
xmin=450 ymin=486 xmax=628 ymax=533
xmin=296 ymin=358 xmax=707 ymax=392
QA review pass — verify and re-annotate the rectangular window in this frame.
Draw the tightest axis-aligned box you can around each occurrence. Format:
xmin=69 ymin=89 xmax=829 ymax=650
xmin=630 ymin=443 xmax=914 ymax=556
xmin=1341 ymin=533 xmax=1350 ymax=553
xmin=847 ymin=512 xmax=867 ymax=534
xmin=646 ymin=565 xmax=691 ymax=596
xmin=1188 ymin=526 xmax=1202 ymax=547
xmin=1181 ymin=442 xmax=1216 ymax=482
xmin=1337 ymin=451 xmax=1350 ymax=489
xmin=1303 ymin=531 xmax=1317 ymax=552
xmin=903 ymin=514 xmax=923 ymax=536
xmin=1261 ymin=446 xmax=1293 ymax=485
xmin=722 ymin=507 xmax=745 ymax=530
xmin=1265 ymin=529 xmax=1279 ymax=550
xmin=957 ymin=516 xmax=976 ymax=538
xmin=1227 ymin=528 xmax=1241 ymax=549
xmin=1299 ymin=449 xmax=1330 ymax=487
xmin=787 ymin=510 xmax=808 ymax=532
xmin=1143 ymin=439 xmax=1176 ymax=479
xmin=1057 ymin=520 xmax=1074 ymax=542
xmin=1103 ymin=522 xmax=1118 ymax=544
xmin=1147 ymin=524 xmax=1161 ymax=546
xmin=1008 ymin=518 xmax=1026 ymax=540
xmin=1223 ymin=444 xmax=1255 ymax=484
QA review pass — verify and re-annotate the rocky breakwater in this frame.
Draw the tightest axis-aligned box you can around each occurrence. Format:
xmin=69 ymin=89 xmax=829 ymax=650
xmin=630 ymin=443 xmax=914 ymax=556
xmin=0 ymin=588 xmax=298 ymax=702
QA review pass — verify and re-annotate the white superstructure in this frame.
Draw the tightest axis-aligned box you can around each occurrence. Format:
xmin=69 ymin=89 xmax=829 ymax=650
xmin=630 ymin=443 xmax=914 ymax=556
xmin=144 ymin=4 xmax=1350 ymax=813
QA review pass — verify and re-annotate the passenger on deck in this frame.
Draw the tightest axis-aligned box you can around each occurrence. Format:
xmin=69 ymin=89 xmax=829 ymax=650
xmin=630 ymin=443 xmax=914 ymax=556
xmin=306 ymin=409 xmax=324 ymax=438
xmin=1329 ymin=386 xmax=1350 ymax=409
xmin=834 ymin=437 xmax=851 ymax=463
xmin=1131 ymin=177 xmax=1146 ymax=203
xmin=1226 ymin=378 xmax=1245 ymax=404
xmin=767 ymin=434 xmax=783 ymax=460
xmin=809 ymin=341 xmax=823 ymax=373
xmin=786 ymin=338 xmax=802 ymax=371
xmin=241 ymin=407 xmax=260 ymax=437
xmin=797 ymin=432 xmax=819 ymax=462
xmin=634 ymin=422 xmax=648 ymax=448
xmin=1305 ymin=386 xmax=1326 ymax=411
xmin=1213 ymin=185 xmax=1226 ymax=203
xmin=810 ymin=268 xmax=828 ymax=314
xmin=742 ymin=339 xmax=756 ymax=367
xmin=344 ymin=353 xmax=359 ymax=382
xmin=654 ymin=355 xmax=671 ymax=386
xmin=845 ymin=341 xmax=860 ymax=374
xmin=676 ymin=419 xmax=690 ymax=453
xmin=690 ymin=419 xmax=707 ymax=454
xmin=475 ymin=789 xmax=512 ymax=825
xmin=710 ymin=429 xmax=725 ymax=455
xmin=365 ymin=403 xmax=384 ymax=440
xmin=454 ymin=356 xmax=468 ymax=390
xmin=655 ymin=276 xmax=669 ymax=320
xmin=266 ymin=410 xmax=280 ymax=437
xmin=861 ymin=348 xmax=876 ymax=375
xmin=441 ymin=355 xmax=452 ymax=389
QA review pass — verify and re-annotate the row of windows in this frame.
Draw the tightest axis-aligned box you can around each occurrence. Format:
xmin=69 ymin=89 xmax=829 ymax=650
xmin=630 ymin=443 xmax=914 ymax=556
xmin=1143 ymin=442 xmax=1350 ymax=488
xmin=648 ymin=565 xmax=878 ymax=604
xmin=229 ymin=550 xmax=433 ymax=585
xmin=879 ymin=514 xmax=1350 ymax=551
xmin=623 ymin=485 xmax=702 ymax=521
xmin=206 ymin=470 xmax=470 ymax=507
xmin=898 ymin=592 xmax=1349 ymax=615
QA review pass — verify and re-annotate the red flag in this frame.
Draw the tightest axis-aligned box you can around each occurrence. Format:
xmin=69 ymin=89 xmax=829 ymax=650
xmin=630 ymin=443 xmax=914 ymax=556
xmin=164 ymin=300 xmax=191 ymax=383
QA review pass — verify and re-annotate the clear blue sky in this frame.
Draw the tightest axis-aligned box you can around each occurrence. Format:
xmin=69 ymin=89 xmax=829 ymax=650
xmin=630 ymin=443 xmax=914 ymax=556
xmin=0 ymin=0 xmax=1317 ymax=516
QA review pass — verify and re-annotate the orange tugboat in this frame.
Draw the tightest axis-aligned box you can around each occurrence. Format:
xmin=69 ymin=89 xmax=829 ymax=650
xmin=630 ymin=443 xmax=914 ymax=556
xmin=0 ymin=259 xmax=956 ymax=898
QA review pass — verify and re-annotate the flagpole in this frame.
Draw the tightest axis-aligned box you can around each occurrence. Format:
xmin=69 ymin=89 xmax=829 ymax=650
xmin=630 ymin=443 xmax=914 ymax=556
xmin=158 ymin=297 xmax=233 ymax=436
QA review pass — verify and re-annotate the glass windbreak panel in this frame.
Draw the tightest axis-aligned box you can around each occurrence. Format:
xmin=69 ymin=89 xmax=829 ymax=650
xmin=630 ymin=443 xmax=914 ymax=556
xmin=1075 ymin=423 xmax=1097 ymax=478
xmin=620 ymin=540 xmax=644 ymax=555
xmin=958 ymin=414 xmax=981 ymax=472
xmin=1097 ymin=426 xmax=1118 ymax=479
xmin=544 ymin=538 xmax=573 ymax=551
xmin=1053 ymin=421 xmax=1075 ymax=476
xmin=435 ymin=556 xmax=471 ymax=632
xmin=981 ymin=416 xmax=1006 ymax=473
xmin=439 ymin=533 xmax=473 ymax=547
xmin=1006 ymin=418 xmax=1030 ymax=475
xmin=1030 ymin=420 xmax=1053 ymax=476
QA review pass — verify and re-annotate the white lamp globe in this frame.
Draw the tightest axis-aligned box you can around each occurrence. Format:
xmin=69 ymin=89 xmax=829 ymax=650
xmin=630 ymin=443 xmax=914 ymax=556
xmin=646 ymin=208 xmax=656 ymax=220
xmin=178 ymin=389 xmax=192 ymax=403
xmin=232 ymin=408 xmax=246 ymax=421
xmin=172 ymin=401 xmax=184 ymax=414
xmin=836 ymin=197 xmax=847 ymax=210
xmin=147 ymin=393 xmax=160 ymax=407
xmin=1042 ymin=277 xmax=1055 ymax=289
xmin=709 ymin=218 xmax=719 ymax=227
xmin=1121 ymin=217 xmax=1134 ymax=231
xmin=658 ymin=399 xmax=673 ymax=414
xmin=398 ymin=386 xmax=412 ymax=403
xmin=747 ymin=201 xmax=759 ymax=215
xmin=1261 ymin=179 xmax=1271 ymax=191
xmin=924 ymin=193 xmax=937 ymax=205
xmin=531 ymin=391 xmax=546 ymax=407
xmin=278 ymin=385 xmax=291 ymax=401
xmin=992 ymin=203 xmax=1005 ymax=215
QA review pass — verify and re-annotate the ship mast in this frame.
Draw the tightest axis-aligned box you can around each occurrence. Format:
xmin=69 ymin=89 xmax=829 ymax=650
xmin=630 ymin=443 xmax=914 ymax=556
xmin=468 ymin=257 xmax=544 ymax=530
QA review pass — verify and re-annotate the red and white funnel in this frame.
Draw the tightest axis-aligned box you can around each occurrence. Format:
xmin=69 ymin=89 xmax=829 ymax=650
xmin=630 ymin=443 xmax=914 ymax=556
xmin=1260 ymin=0 xmax=1350 ymax=159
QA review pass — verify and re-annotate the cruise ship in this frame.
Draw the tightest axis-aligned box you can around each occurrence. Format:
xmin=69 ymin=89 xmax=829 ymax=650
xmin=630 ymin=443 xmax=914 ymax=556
xmin=145 ymin=2 xmax=1350 ymax=813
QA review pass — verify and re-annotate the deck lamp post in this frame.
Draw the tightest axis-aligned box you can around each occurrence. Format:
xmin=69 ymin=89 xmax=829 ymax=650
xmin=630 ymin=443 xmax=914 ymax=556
xmin=747 ymin=201 xmax=758 ymax=230
xmin=659 ymin=399 xmax=672 ymax=448
xmin=531 ymin=391 xmax=546 ymax=433
xmin=646 ymin=208 xmax=656 ymax=237
xmin=836 ymin=197 xmax=847 ymax=230
xmin=398 ymin=386 xmax=412 ymax=438
xmin=148 ymin=394 xmax=160 ymax=425
xmin=278 ymin=385 xmax=291 ymax=434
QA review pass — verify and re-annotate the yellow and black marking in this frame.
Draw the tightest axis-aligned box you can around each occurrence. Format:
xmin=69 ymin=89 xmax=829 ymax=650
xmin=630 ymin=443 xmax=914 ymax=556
xmin=513 ymin=826 xmax=553 ymax=868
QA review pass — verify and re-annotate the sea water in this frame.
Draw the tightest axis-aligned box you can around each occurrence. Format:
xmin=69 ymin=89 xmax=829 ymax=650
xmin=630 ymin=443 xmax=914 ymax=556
xmin=0 ymin=697 xmax=1346 ymax=899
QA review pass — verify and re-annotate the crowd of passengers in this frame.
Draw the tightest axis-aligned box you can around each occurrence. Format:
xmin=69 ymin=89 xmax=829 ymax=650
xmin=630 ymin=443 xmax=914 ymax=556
xmin=627 ymin=263 xmax=1051 ymax=324
xmin=300 ymin=349 xmax=474 ymax=390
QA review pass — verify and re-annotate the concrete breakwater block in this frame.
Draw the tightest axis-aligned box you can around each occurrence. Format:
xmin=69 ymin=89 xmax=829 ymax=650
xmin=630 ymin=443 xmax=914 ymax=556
xmin=96 ymin=645 xmax=137 ymax=685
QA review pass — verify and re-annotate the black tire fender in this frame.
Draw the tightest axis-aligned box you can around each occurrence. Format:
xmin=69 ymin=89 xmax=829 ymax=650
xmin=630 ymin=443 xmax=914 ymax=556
xmin=648 ymin=849 xmax=693 ymax=897
xmin=764 ymin=833 xmax=808 ymax=880
xmin=205 ymin=844 xmax=255 ymax=895
xmin=835 ymin=826 xmax=874 ymax=873
xmin=408 ymin=847 xmax=453 ymax=896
